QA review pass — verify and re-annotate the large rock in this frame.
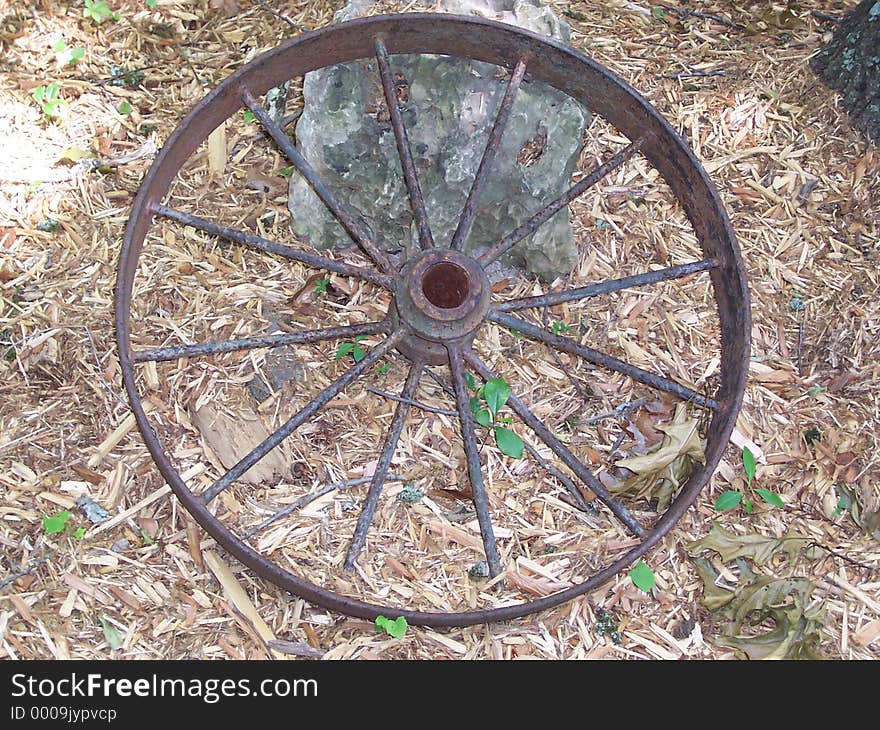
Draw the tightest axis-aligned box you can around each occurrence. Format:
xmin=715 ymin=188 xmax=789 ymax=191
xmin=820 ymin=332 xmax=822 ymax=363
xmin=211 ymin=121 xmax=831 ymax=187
xmin=287 ymin=0 xmax=588 ymax=279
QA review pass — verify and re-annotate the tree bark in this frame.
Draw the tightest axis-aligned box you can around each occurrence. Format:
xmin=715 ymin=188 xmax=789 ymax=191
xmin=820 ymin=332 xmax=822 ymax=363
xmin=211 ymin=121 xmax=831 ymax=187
xmin=810 ymin=0 xmax=880 ymax=143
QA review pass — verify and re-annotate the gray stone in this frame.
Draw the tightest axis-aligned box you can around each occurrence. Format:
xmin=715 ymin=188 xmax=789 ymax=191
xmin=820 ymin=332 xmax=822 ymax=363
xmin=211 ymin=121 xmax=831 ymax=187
xmin=287 ymin=0 xmax=588 ymax=280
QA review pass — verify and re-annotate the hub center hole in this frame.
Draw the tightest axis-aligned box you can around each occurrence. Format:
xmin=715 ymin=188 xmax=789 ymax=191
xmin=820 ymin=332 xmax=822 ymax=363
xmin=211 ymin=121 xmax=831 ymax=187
xmin=421 ymin=261 xmax=470 ymax=309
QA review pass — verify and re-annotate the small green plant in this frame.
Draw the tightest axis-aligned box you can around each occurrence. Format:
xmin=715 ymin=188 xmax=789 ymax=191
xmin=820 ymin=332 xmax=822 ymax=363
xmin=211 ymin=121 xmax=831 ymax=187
xmin=99 ymin=614 xmax=123 ymax=649
xmin=377 ymin=362 xmax=392 ymax=376
xmin=278 ymin=166 xmax=294 ymax=177
xmin=831 ymin=490 xmax=850 ymax=519
xmin=594 ymin=607 xmax=622 ymax=644
xmin=243 ymin=109 xmax=256 ymax=123
xmin=397 ymin=483 xmax=423 ymax=504
xmin=146 ymin=0 xmax=157 ymax=7
xmin=336 ymin=335 xmax=367 ymax=363
xmin=117 ymin=100 xmax=132 ymax=116
xmin=108 ymin=66 xmax=145 ymax=88
xmin=374 ymin=615 xmax=408 ymax=638
xmin=42 ymin=510 xmax=86 ymax=539
xmin=83 ymin=0 xmax=119 ymax=24
xmin=803 ymin=426 xmax=822 ymax=446
xmin=42 ymin=510 xmax=71 ymax=534
xmin=714 ymin=446 xmax=784 ymax=514
xmin=651 ymin=6 xmax=668 ymax=22
xmin=551 ymin=321 xmax=572 ymax=336
xmin=314 ymin=275 xmax=330 ymax=293
xmin=53 ymin=39 xmax=85 ymax=66
xmin=33 ymin=82 xmax=66 ymax=119
xmin=789 ymin=291 xmax=806 ymax=312
xmin=36 ymin=219 xmax=61 ymax=233
xmin=467 ymin=375 xmax=524 ymax=459
xmin=628 ymin=560 xmax=655 ymax=593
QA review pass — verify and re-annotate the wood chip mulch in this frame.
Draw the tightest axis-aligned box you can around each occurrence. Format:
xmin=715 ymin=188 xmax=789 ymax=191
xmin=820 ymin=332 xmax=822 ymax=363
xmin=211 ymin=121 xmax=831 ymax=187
xmin=0 ymin=0 xmax=877 ymax=660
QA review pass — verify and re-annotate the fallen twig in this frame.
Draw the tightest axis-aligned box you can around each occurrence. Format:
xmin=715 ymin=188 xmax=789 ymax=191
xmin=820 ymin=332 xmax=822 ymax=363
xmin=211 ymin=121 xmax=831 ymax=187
xmin=241 ymin=473 xmax=407 ymax=538
xmin=267 ymin=639 xmax=325 ymax=659
xmin=253 ymin=0 xmax=310 ymax=33
xmin=0 ymin=555 xmax=51 ymax=592
xmin=809 ymin=541 xmax=880 ymax=574
xmin=660 ymin=69 xmax=732 ymax=79
xmin=1 ymin=140 xmax=157 ymax=185
xmin=811 ymin=11 xmax=842 ymax=24
xmin=365 ymin=385 xmax=457 ymax=416
xmin=586 ymin=397 xmax=648 ymax=425
xmin=657 ymin=3 xmax=745 ymax=30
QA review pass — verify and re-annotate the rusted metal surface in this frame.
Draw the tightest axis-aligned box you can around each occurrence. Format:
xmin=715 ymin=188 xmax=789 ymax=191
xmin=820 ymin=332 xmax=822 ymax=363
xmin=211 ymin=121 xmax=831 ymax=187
xmin=242 ymin=88 xmax=397 ymax=276
xmin=343 ymin=359 xmax=424 ymax=570
xmin=465 ymin=349 xmax=645 ymax=537
xmin=489 ymin=310 xmax=718 ymax=409
xmin=480 ymin=137 xmax=646 ymax=266
xmin=133 ymin=320 xmax=389 ymax=364
xmin=449 ymin=56 xmax=528 ymax=252
xmin=115 ymin=13 xmax=750 ymax=627
xmin=495 ymin=259 xmax=717 ymax=312
xmin=374 ymin=37 xmax=435 ymax=251
xmin=154 ymin=204 xmax=394 ymax=288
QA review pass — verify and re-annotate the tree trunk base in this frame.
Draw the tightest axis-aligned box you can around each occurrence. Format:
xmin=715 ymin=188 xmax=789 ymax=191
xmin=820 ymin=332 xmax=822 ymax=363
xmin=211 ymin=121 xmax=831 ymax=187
xmin=810 ymin=0 xmax=880 ymax=144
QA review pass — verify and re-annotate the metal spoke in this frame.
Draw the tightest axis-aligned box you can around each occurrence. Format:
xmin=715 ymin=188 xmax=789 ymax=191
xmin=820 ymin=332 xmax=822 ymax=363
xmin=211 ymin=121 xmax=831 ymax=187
xmin=496 ymin=260 xmax=717 ymax=312
xmin=153 ymin=205 xmax=393 ymax=289
xmin=422 ymin=368 xmax=598 ymax=520
xmin=241 ymin=88 xmax=397 ymax=276
xmin=464 ymin=349 xmax=645 ymax=537
xmin=448 ymin=345 xmax=503 ymax=578
xmin=449 ymin=56 xmax=528 ymax=252
xmin=199 ymin=330 xmax=402 ymax=504
xmin=480 ymin=138 xmax=646 ymax=266
xmin=374 ymin=37 xmax=434 ymax=250
xmin=344 ymin=359 xmax=425 ymax=570
xmin=490 ymin=310 xmax=716 ymax=409
xmin=133 ymin=320 xmax=389 ymax=363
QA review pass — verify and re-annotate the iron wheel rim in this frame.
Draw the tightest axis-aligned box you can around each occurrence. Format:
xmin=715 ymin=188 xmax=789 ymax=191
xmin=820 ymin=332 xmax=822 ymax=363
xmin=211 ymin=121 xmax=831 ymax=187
xmin=115 ymin=13 xmax=750 ymax=627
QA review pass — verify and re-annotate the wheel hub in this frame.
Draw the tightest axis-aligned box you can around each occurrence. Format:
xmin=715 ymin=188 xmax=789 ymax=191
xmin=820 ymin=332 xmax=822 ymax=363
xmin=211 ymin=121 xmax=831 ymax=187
xmin=392 ymin=248 xmax=490 ymax=364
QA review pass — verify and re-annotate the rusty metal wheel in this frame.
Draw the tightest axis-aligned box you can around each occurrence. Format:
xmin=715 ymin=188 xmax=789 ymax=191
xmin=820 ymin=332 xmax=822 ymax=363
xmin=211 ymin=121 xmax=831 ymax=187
xmin=115 ymin=13 xmax=749 ymax=627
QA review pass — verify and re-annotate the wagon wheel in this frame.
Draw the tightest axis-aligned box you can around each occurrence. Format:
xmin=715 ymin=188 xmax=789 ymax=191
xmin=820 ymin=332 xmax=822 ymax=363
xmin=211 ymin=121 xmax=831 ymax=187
xmin=115 ymin=13 xmax=749 ymax=627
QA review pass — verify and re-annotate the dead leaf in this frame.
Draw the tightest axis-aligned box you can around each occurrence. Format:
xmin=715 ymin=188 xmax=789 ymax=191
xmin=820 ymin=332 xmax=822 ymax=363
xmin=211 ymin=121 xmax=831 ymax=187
xmin=612 ymin=402 xmax=706 ymax=510
xmin=136 ymin=517 xmax=159 ymax=539
xmin=692 ymin=558 xmax=824 ymax=659
xmin=835 ymin=483 xmax=880 ymax=538
xmin=56 ymin=146 xmax=92 ymax=165
xmin=289 ymin=272 xmax=326 ymax=303
xmin=691 ymin=557 xmax=737 ymax=610
xmin=686 ymin=524 xmax=810 ymax=565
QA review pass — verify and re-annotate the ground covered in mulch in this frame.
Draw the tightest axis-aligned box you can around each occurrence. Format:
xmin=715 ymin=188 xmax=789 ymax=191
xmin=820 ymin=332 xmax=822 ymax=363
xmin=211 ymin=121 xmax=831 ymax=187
xmin=0 ymin=0 xmax=877 ymax=660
